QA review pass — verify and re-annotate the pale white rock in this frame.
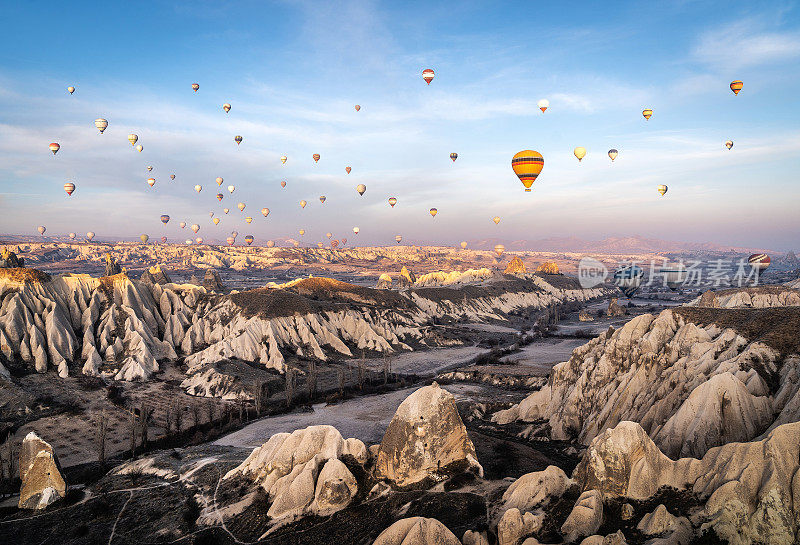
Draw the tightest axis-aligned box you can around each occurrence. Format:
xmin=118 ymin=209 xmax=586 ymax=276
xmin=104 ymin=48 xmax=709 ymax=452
xmin=497 ymin=507 xmax=543 ymax=545
xmin=637 ymin=504 xmax=677 ymax=535
xmin=309 ymin=458 xmax=358 ymax=516
xmin=561 ymin=490 xmax=604 ymax=542
xmin=502 ymin=465 xmax=570 ymax=512
xmin=372 ymin=517 xmax=461 ymax=545
xmin=463 ymin=529 xmax=489 ymax=545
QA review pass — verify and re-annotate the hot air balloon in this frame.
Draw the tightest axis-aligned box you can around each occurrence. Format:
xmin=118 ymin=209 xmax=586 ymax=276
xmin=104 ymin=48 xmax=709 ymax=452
xmin=147 ymin=166 xmax=153 ymax=172
xmin=191 ymin=224 xmax=200 ymax=233
xmin=209 ymin=212 xmax=214 ymax=218
xmin=388 ymin=197 xmax=397 ymax=208
xmin=422 ymin=69 xmax=435 ymax=85
xmin=170 ymin=174 xmax=175 ymax=180
xmin=725 ymin=140 xmax=733 ymax=150
xmin=160 ymin=215 xmax=170 ymax=224
xmin=573 ymin=147 xmax=586 ymax=162
xmin=67 ymin=86 xmax=75 ymax=94
xmin=317 ymin=242 xmax=324 ymax=249
xmin=128 ymin=134 xmax=138 ymax=146
xmin=492 ymin=216 xmax=501 ymax=225
xmin=642 ymin=108 xmax=653 ymax=120
xmin=49 ymin=143 xmax=60 ymax=155
xmin=537 ymin=98 xmax=549 ymax=113
xmin=614 ymin=266 xmax=643 ymax=298
xmin=342 ymin=238 xmax=347 ymax=245
xmin=213 ymin=218 xmax=220 ymax=225
xmin=245 ymin=217 xmax=253 ymax=224
xmin=299 ymin=229 xmax=305 ymax=236
xmin=450 ymin=153 xmax=458 ymax=162
xmin=69 ymin=232 xmax=76 ymax=240
xmin=355 ymin=105 xmax=361 ymax=112
xmin=300 ymin=200 xmax=307 ymax=209
xmin=234 ymin=135 xmax=242 ymax=145
xmin=730 ymin=80 xmax=743 ymax=95
xmin=227 ymin=236 xmax=236 ymax=246
xmin=318 ymin=195 xmax=326 ymax=205
xmin=429 ymin=208 xmax=438 ymax=217
xmin=345 ymin=166 xmax=351 ymax=174
xmin=281 ymin=155 xmax=287 ymax=164
xmin=94 ymin=118 xmax=108 ymax=133
xmin=228 ymin=185 xmax=235 ymax=194
xmin=608 ymin=149 xmax=618 ymax=161
xmin=223 ymin=103 xmax=231 ymax=113
xmin=140 ymin=234 xmax=149 ymax=244
xmin=267 ymin=240 xmax=275 ymax=248
xmin=160 ymin=236 xmax=167 ymax=244
xmin=136 ymin=144 xmax=143 ymax=152
xmin=312 ymin=154 xmax=320 ymax=163
xmin=494 ymin=244 xmax=505 ymax=258
xmin=331 ymin=240 xmax=339 ymax=249
xmin=659 ymin=265 xmax=688 ymax=291
xmin=192 ymin=83 xmax=199 ymax=92
xmin=748 ymin=254 xmax=770 ymax=272
xmin=326 ymin=232 xmax=332 ymax=239
xmin=37 ymin=225 xmax=46 ymax=235
xmin=195 ymin=237 xmax=203 ymax=244
xmin=460 ymin=241 xmax=467 ymax=249
xmin=237 ymin=202 xmax=245 ymax=212
xmin=395 ymin=235 xmax=402 ymax=244
xmin=86 ymin=232 xmax=95 ymax=241
xmin=281 ymin=180 xmax=287 ymax=188
xmin=185 ymin=239 xmax=193 ymax=245
xmin=261 ymin=208 xmax=270 ymax=217
xmin=245 ymin=235 xmax=254 ymax=245
xmin=216 ymin=177 xmax=223 ymax=186
xmin=179 ymin=222 xmax=186 ymax=229
xmin=511 ymin=150 xmax=544 ymax=192
xmin=194 ymin=185 xmax=202 ymax=193
xmin=223 ymin=208 xmax=230 ymax=214
xmin=147 ymin=178 xmax=156 ymax=187
xmin=64 ymin=182 xmax=75 ymax=196
xmin=657 ymin=184 xmax=668 ymax=196
xmin=353 ymin=227 xmax=360 ymax=234
xmin=216 ymin=193 xmax=223 ymax=202
xmin=356 ymin=184 xmax=366 ymax=196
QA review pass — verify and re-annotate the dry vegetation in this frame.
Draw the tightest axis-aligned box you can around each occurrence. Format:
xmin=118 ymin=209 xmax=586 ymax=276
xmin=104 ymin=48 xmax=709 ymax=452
xmin=0 ymin=267 xmax=51 ymax=283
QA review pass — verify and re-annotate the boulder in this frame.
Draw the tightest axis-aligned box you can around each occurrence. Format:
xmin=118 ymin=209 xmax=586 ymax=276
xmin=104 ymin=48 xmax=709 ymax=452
xmin=497 ymin=508 xmax=543 ymax=545
xmin=502 ymin=465 xmax=570 ymax=512
xmin=578 ymin=309 xmax=595 ymax=321
xmin=637 ymin=504 xmax=677 ymax=536
xmin=375 ymin=382 xmax=483 ymax=488
xmin=18 ymin=432 xmax=66 ymax=509
xmin=0 ymin=247 xmax=24 ymax=268
xmin=372 ymin=517 xmax=461 ymax=545
xmin=620 ymin=503 xmax=634 ymax=520
xmin=560 ymin=490 xmax=603 ymax=542
xmin=310 ymin=458 xmax=357 ymax=516
xmin=376 ymin=273 xmax=393 ymax=290
xmin=535 ymin=261 xmax=559 ymax=274
xmin=463 ymin=529 xmax=489 ymax=545
xmin=505 ymin=257 xmax=527 ymax=275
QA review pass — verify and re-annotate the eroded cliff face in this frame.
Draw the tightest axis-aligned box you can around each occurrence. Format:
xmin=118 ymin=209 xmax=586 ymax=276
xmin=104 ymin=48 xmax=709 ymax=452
xmin=495 ymin=304 xmax=800 ymax=459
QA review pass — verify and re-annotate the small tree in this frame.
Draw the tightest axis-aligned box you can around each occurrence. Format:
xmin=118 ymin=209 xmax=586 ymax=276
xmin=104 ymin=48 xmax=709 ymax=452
xmin=139 ymin=403 xmax=154 ymax=450
xmin=96 ymin=410 xmax=108 ymax=463
xmin=129 ymin=411 xmax=137 ymax=459
xmin=307 ymin=361 xmax=318 ymax=399
xmin=357 ymin=359 xmax=365 ymax=391
xmin=174 ymin=404 xmax=184 ymax=434
xmin=192 ymin=404 xmax=202 ymax=429
xmin=285 ymin=367 xmax=295 ymax=408
xmin=337 ymin=368 xmax=345 ymax=397
xmin=165 ymin=405 xmax=173 ymax=435
xmin=206 ymin=401 xmax=216 ymax=424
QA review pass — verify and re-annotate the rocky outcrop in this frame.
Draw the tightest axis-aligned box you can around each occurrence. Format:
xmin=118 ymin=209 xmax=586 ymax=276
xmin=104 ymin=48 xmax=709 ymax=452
xmin=203 ymin=269 xmax=225 ymax=292
xmin=1 ymin=247 xmax=24 ymax=268
xmin=376 ymin=273 xmax=393 ymax=289
xmin=372 ymin=517 xmax=461 ymax=545
xmin=578 ymin=309 xmax=595 ymax=321
xmin=560 ymin=490 xmax=603 ymax=542
xmin=497 ymin=508 xmax=543 ymax=545
xmin=504 ymin=257 xmax=527 ymax=275
xmin=501 ymin=465 xmax=570 ymax=513
xmin=103 ymin=253 xmax=122 ymax=276
xmin=375 ymin=382 xmax=482 ymax=488
xmin=688 ymin=287 xmax=800 ymax=308
xmin=140 ymin=264 xmax=172 ymax=285
xmin=535 ymin=261 xmax=559 ymax=274
xmin=606 ymin=298 xmax=626 ymax=317
xmin=18 ymin=432 xmax=66 ymax=509
xmin=397 ymin=266 xmax=416 ymax=288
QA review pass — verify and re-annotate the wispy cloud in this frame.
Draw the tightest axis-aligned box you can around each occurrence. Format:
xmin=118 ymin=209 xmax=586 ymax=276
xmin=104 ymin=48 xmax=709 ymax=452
xmin=692 ymin=19 xmax=800 ymax=70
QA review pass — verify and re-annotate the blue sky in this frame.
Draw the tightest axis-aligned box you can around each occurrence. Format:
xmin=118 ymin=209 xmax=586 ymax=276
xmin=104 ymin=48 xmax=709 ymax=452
xmin=1 ymin=1 xmax=799 ymax=250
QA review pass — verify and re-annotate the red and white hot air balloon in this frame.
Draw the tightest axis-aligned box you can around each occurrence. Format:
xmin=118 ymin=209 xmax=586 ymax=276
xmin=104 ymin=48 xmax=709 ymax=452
xmin=422 ymin=69 xmax=435 ymax=85
xmin=49 ymin=143 xmax=60 ymax=155
xmin=63 ymin=182 xmax=76 ymax=196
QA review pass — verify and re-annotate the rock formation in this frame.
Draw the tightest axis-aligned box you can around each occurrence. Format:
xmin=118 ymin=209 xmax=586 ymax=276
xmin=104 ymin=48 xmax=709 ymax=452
xmin=375 ymin=382 xmax=482 ymax=488
xmin=560 ymin=490 xmax=603 ymax=542
xmin=203 ymin=269 xmax=225 ymax=292
xmin=103 ymin=253 xmax=122 ymax=276
xmin=578 ymin=309 xmax=595 ymax=321
xmin=18 ymin=432 xmax=66 ymax=509
xmin=605 ymin=297 xmax=626 ymax=317
xmin=1 ymin=247 xmax=24 ymax=268
xmin=376 ymin=273 xmax=393 ymax=289
xmin=372 ymin=517 xmax=461 ymax=545
xmin=535 ymin=261 xmax=559 ymax=274
xmin=501 ymin=465 xmax=570 ymax=513
xmin=398 ymin=265 xmax=416 ymax=288
xmin=140 ymin=264 xmax=172 ymax=285
xmin=504 ymin=256 xmax=527 ymax=275
xmin=688 ymin=286 xmax=800 ymax=308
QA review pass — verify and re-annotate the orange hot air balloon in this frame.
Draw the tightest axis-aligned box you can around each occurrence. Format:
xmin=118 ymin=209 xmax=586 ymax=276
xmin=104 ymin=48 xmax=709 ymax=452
xmin=216 ymin=177 xmax=223 ymax=186
xmin=213 ymin=218 xmax=220 ymax=225
xmin=237 ymin=202 xmax=245 ymax=212
xmin=299 ymin=229 xmax=305 ymax=236
xmin=326 ymin=232 xmax=332 ymax=239
xmin=280 ymin=155 xmax=287 ymax=164
xmin=317 ymin=242 xmax=324 ymax=248
xmin=511 ymin=150 xmax=544 ymax=192
xmin=345 ymin=166 xmax=351 ymax=174
xmin=395 ymin=235 xmax=402 ymax=244
xmin=642 ymin=108 xmax=653 ymax=120
xmin=63 ymin=182 xmax=75 ymax=195
xmin=223 ymin=103 xmax=231 ymax=113
xmin=422 ymin=69 xmax=435 ymax=85
xmin=312 ymin=154 xmax=320 ymax=163
xmin=170 ymin=174 xmax=176 ymax=180
xmin=261 ymin=207 xmax=270 ymax=217
xmin=280 ymin=180 xmax=287 ymax=188
xmin=355 ymin=105 xmax=361 ymax=112
xmin=300 ymin=200 xmax=307 ymax=209
xmin=460 ymin=241 xmax=467 ymax=249
xmin=730 ymin=80 xmax=743 ymax=95
xmin=216 ymin=193 xmax=223 ymax=201
xmin=49 ymin=142 xmax=60 ymax=155
xmin=191 ymin=83 xmax=199 ymax=92
xmin=492 ymin=216 xmax=500 ymax=225
xmin=725 ymin=140 xmax=733 ymax=150
xmin=147 ymin=178 xmax=156 ymax=187
xmin=388 ymin=197 xmax=397 ymax=208
xmin=245 ymin=217 xmax=253 ymax=224
xmin=429 ymin=208 xmax=438 ymax=218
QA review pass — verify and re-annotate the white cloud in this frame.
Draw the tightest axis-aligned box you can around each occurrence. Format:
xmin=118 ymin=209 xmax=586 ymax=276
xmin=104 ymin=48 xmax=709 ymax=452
xmin=692 ymin=19 xmax=800 ymax=70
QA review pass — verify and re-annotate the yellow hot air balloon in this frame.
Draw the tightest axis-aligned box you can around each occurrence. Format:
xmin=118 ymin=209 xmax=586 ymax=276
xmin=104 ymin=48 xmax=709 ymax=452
xmin=356 ymin=184 xmax=366 ymax=196
xmin=388 ymin=197 xmax=397 ymax=208
xmin=300 ymin=200 xmax=307 ymax=209
xmin=223 ymin=103 xmax=231 ymax=113
xmin=281 ymin=155 xmax=287 ymax=164
xmin=237 ymin=202 xmax=245 ymax=212
xmin=422 ymin=68 xmax=435 ymax=84
xmin=429 ymin=208 xmax=438 ymax=217
xmin=642 ymin=108 xmax=653 ymax=120
xmin=67 ymin=86 xmax=75 ymax=94
xmin=395 ymin=235 xmax=402 ymax=244
xmin=494 ymin=244 xmax=505 ymax=257
xmin=140 ymin=234 xmax=149 ymax=244
xmin=730 ymin=80 xmax=743 ymax=95
xmin=261 ymin=207 xmax=270 ymax=217
xmin=192 ymin=83 xmax=199 ymax=92
xmin=312 ymin=153 xmax=320 ymax=163
xmin=657 ymin=184 xmax=668 ymax=196
xmin=94 ymin=118 xmax=108 ymax=133
xmin=267 ymin=240 xmax=275 ymax=248
xmin=228 ymin=185 xmax=235 ymax=194
xmin=194 ymin=185 xmax=202 ymax=193
xmin=353 ymin=226 xmax=360 ymax=234
xmin=191 ymin=224 xmax=200 ymax=233
xmin=245 ymin=217 xmax=253 ymax=224
xmin=511 ymin=150 xmax=544 ymax=192
xmin=608 ymin=149 xmax=618 ymax=161
xmin=725 ymin=140 xmax=733 ymax=150
xmin=537 ymin=98 xmax=549 ymax=112
xmin=460 ymin=241 xmax=467 ymax=249
xmin=299 ymin=229 xmax=306 ymax=236
xmin=136 ymin=144 xmax=143 ymax=152
xmin=245 ymin=235 xmax=254 ymax=245
xmin=492 ymin=216 xmax=501 ymax=225
xmin=573 ymin=147 xmax=586 ymax=162
xmin=326 ymin=232 xmax=332 ymax=239
xmin=223 ymin=208 xmax=230 ymax=214
xmin=213 ymin=218 xmax=220 ymax=225
xmin=147 ymin=166 xmax=153 ymax=172
xmin=128 ymin=134 xmax=138 ymax=146
xmin=320 ymin=195 xmax=326 ymax=204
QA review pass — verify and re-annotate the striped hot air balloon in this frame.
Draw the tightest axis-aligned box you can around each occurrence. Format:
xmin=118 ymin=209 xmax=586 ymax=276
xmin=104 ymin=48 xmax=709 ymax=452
xmin=748 ymin=254 xmax=770 ymax=272
xmin=730 ymin=80 xmax=743 ymax=95
xmin=429 ymin=208 xmax=438 ymax=218
xmin=395 ymin=235 xmax=402 ymax=244
xmin=450 ymin=153 xmax=458 ymax=162
xmin=261 ymin=207 xmax=270 ymax=217
xmin=223 ymin=103 xmax=231 ymax=113
xmin=245 ymin=235 xmax=254 ymax=245
xmin=511 ymin=150 xmax=544 ymax=192
xmin=614 ymin=265 xmax=643 ymax=298
xmin=657 ymin=184 xmax=668 ymax=196
xmin=147 ymin=178 xmax=155 ymax=187
xmin=192 ymin=83 xmax=199 ymax=92
xmin=320 ymin=195 xmax=326 ymax=204
xmin=161 ymin=236 xmax=167 ymax=243
xmin=312 ymin=153 xmax=320 ymax=163
xmin=216 ymin=193 xmax=223 ymax=202
xmin=49 ymin=143 xmax=60 ymax=155
xmin=422 ymin=69 xmax=435 ymax=84
xmin=642 ymin=108 xmax=653 ymax=120
xmin=160 ymin=215 xmax=170 ymax=224
xmin=64 ymin=182 xmax=75 ymax=196
xmin=94 ymin=118 xmax=108 ymax=133
xmin=388 ymin=197 xmax=397 ymax=208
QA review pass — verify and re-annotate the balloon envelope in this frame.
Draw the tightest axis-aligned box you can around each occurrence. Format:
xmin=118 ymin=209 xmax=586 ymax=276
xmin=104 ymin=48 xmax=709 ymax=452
xmin=94 ymin=118 xmax=108 ymax=133
xmin=64 ymin=182 xmax=75 ymax=195
xmin=494 ymin=244 xmax=505 ymax=257
xmin=192 ymin=83 xmax=199 ymax=92
xmin=395 ymin=235 xmax=402 ymax=243
xmin=300 ymin=200 xmax=307 ymax=208
xmin=730 ymin=80 xmax=743 ymax=95
xmin=49 ymin=143 xmax=60 ymax=155
xmin=450 ymin=153 xmax=458 ymax=162
xmin=748 ymin=253 xmax=770 ymax=272
xmin=128 ymin=134 xmax=138 ymax=146
xmin=147 ymin=178 xmax=155 ymax=187
xmin=312 ymin=153 xmax=320 ymax=163
xmin=642 ymin=108 xmax=653 ymax=120
xmin=657 ymin=184 xmax=668 ymax=196
xmin=245 ymin=235 xmax=254 ymax=245
xmin=608 ymin=149 xmax=618 ymax=161
xmin=140 ymin=234 xmax=149 ymax=244
xmin=614 ymin=266 xmax=643 ymax=298
xmin=353 ymin=227 xmax=359 ymax=234
xmin=725 ymin=140 xmax=733 ymax=150
xmin=281 ymin=155 xmax=287 ymax=164
xmin=345 ymin=166 xmax=351 ymax=174
xmin=422 ymin=68 xmax=435 ymax=84
xmin=261 ymin=208 xmax=270 ymax=217
xmin=388 ymin=197 xmax=397 ymax=208
xmin=223 ymin=103 xmax=231 ymax=113
xmin=460 ymin=241 xmax=467 ymax=249
xmin=37 ymin=225 xmax=46 ymax=235
xmin=320 ymin=196 xmax=326 ymax=204
xmin=356 ymin=184 xmax=366 ymax=195
xmin=429 ymin=208 xmax=438 ymax=217
xmin=237 ymin=202 xmax=245 ymax=211
xmin=234 ymin=135 xmax=242 ymax=145
xmin=160 ymin=215 xmax=170 ymax=224
xmin=354 ymin=105 xmax=360 ymax=112
xmin=216 ymin=177 xmax=223 ymax=186
xmin=136 ymin=144 xmax=143 ymax=152
xmin=493 ymin=216 xmax=501 ymax=224
xmin=537 ymin=98 xmax=549 ymax=112
xmin=67 ymin=86 xmax=75 ymax=94
xmin=573 ymin=147 xmax=586 ymax=161
xmin=511 ymin=150 xmax=544 ymax=192
xmin=194 ymin=185 xmax=202 ymax=193
xmin=86 ymin=232 xmax=95 ymax=241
